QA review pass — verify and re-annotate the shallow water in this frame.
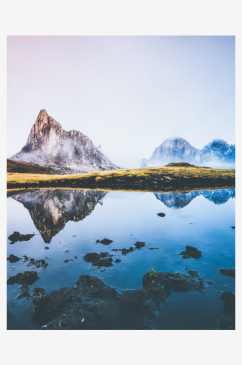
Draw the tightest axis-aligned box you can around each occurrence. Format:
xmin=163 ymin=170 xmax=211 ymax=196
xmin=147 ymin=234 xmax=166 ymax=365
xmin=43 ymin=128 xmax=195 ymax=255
xmin=7 ymin=188 xmax=235 ymax=330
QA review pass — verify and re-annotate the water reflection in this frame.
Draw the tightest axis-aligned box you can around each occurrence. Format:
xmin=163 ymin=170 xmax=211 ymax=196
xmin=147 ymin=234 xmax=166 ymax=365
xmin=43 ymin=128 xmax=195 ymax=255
xmin=154 ymin=188 xmax=235 ymax=209
xmin=13 ymin=189 xmax=107 ymax=243
xmin=7 ymin=187 xmax=235 ymax=330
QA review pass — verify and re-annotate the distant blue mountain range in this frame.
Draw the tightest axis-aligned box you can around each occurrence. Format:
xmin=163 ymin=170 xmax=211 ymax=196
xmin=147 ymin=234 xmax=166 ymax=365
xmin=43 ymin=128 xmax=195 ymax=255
xmin=141 ymin=138 xmax=235 ymax=168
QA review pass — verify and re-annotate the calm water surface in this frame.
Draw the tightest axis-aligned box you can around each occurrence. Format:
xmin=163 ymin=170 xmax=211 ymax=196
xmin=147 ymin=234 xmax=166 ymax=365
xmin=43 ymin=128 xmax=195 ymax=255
xmin=7 ymin=188 xmax=235 ymax=330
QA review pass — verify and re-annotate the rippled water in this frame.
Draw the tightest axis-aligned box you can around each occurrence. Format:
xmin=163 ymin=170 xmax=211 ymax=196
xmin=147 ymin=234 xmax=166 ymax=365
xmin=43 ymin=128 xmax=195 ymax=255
xmin=7 ymin=188 xmax=235 ymax=330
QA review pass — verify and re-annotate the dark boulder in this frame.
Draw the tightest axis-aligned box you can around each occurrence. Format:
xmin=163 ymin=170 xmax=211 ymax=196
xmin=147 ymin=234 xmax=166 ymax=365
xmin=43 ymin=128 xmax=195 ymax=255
xmin=7 ymin=254 xmax=21 ymax=263
xmin=96 ymin=238 xmax=113 ymax=245
xmin=120 ymin=247 xmax=134 ymax=255
xmin=178 ymin=246 xmax=202 ymax=260
xmin=219 ymin=292 xmax=235 ymax=330
xmin=8 ymin=231 xmax=35 ymax=244
xmin=84 ymin=252 xmax=113 ymax=267
xmin=134 ymin=241 xmax=146 ymax=249
xmin=7 ymin=271 xmax=39 ymax=286
xmin=218 ymin=268 xmax=235 ymax=278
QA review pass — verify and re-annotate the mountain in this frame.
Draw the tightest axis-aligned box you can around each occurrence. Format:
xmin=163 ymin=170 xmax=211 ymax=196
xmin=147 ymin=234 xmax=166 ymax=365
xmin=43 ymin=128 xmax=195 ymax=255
xmin=13 ymin=189 xmax=107 ymax=243
xmin=141 ymin=138 xmax=235 ymax=168
xmin=200 ymin=139 xmax=235 ymax=165
xmin=141 ymin=138 xmax=200 ymax=167
xmin=10 ymin=110 xmax=118 ymax=173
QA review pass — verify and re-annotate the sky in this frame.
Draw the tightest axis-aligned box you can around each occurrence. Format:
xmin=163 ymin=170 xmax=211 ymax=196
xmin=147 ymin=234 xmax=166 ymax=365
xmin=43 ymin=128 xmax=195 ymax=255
xmin=7 ymin=36 xmax=235 ymax=168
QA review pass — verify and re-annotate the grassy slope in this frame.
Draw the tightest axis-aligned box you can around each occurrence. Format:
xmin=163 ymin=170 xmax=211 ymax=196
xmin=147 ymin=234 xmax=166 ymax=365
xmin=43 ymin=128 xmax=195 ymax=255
xmin=7 ymin=163 xmax=235 ymax=193
xmin=7 ymin=159 xmax=56 ymax=174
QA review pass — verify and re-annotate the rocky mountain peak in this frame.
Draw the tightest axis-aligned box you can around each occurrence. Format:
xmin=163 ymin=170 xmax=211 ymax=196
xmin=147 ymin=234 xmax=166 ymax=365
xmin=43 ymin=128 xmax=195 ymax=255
xmin=141 ymin=137 xmax=200 ymax=167
xmin=10 ymin=110 xmax=118 ymax=173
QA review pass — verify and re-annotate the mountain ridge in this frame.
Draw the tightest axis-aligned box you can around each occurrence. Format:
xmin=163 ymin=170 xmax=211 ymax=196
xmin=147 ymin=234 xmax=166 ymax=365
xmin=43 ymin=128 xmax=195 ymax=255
xmin=141 ymin=137 xmax=235 ymax=167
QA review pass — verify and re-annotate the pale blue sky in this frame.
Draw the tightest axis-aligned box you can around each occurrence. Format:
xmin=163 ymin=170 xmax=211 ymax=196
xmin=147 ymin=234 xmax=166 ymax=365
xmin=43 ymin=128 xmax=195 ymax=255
xmin=7 ymin=36 xmax=235 ymax=168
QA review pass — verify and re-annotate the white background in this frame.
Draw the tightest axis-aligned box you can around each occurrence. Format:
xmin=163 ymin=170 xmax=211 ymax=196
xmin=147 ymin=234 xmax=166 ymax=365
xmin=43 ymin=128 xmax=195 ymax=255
xmin=1 ymin=1 xmax=241 ymax=364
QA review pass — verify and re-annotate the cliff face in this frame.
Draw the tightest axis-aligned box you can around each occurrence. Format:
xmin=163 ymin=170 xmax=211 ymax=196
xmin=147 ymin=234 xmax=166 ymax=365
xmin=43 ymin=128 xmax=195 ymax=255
xmin=10 ymin=110 xmax=118 ymax=173
xmin=141 ymin=138 xmax=235 ymax=168
xmin=13 ymin=189 xmax=107 ymax=243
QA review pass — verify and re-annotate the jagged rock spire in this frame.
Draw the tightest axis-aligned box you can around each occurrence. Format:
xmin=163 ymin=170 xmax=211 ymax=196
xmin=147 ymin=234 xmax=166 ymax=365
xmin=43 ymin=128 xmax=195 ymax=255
xmin=10 ymin=110 xmax=118 ymax=173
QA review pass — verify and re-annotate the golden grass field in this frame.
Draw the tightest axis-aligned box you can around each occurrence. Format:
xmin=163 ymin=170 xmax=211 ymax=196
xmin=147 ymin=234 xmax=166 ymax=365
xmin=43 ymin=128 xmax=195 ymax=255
xmin=7 ymin=163 xmax=235 ymax=194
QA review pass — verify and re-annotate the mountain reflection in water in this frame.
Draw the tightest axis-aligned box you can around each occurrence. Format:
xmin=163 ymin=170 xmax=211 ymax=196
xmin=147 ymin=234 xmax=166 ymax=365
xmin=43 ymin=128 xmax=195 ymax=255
xmin=7 ymin=187 xmax=235 ymax=330
xmin=13 ymin=189 xmax=107 ymax=243
xmin=154 ymin=189 xmax=235 ymax=209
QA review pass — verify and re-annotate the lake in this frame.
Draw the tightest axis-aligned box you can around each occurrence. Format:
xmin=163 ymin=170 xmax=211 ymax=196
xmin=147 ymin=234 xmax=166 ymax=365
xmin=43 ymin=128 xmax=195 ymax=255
xmin=7 ymin=188 xmax=235 ymax=330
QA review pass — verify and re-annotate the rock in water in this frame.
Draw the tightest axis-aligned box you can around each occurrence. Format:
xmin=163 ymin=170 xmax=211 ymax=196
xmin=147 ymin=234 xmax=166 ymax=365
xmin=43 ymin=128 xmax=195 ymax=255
xmin=10 ymin=109 xmax=118 ymax=173
xmin=8 ymin=231 xmax=35 ymax=244
xmin=7 ymin=254 xmax=21 ymax=263
xmin=83 ymin=252 xmax=113 ymax=267
xmin=178 ymin=246 xmax=202 ymax=260
xmin=218 ymin=268 xmax=235 ymax=278
xmin=134 ymin=241 xmax=146 ymax=249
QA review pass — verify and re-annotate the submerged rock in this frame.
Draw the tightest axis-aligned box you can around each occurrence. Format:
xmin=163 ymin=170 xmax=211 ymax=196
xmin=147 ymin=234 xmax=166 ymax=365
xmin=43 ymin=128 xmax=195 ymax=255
xmin=7 ymin=271 xmax=39 ymax=286
xmin=142 ymin=271 xmax=205 ymax=292
xmin=32 ymin=287 xmax=45 ymax=296
xmin=219 ymin=292 xmax=235 ymax=330
xmin=32 ymin=271 xmax=206 ymax=330
xmin=157 ymin=213 xmax=166 ymax=217
xmin=7 ymin=254 xmax=21 ymax=263
xmin=17 ymin=284 xmax=32 ymax=300
xmin=218 ymin=268 xmax=235 ymax=278
xmin=84 ymin=252 xmax=113 ymax=267
xmin=8 ymin=231 xmax=35 ymax=244
xmin=115 ymin=259 xmax=121 ymax=263
xmin=96 ymin=238 xmax=113 ymax=245
xmin=120 ymin=247 xmax=134 ymax=255
xmin=27 ymin=258 xmax=48 ymax=269
xmin=134 ymin=241 xmax=146 ymax=249
xmin=178 ymin=246 xmax=202 ymax=260
xmin=187 ymin=270 xmax=199 ymax=277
